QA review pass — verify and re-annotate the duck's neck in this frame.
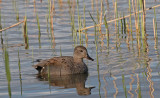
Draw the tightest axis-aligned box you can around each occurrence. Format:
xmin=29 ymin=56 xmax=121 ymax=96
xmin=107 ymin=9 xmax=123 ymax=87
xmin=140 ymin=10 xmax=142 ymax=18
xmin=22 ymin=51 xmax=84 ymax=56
xmin=73 ymin=55 xmax=83 ymax=63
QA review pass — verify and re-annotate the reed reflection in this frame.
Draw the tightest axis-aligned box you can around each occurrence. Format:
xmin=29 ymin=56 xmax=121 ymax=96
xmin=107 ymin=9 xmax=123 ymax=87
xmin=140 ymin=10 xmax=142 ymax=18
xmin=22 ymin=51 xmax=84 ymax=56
xmin=37 ymin=73 xmax=95 ymax=96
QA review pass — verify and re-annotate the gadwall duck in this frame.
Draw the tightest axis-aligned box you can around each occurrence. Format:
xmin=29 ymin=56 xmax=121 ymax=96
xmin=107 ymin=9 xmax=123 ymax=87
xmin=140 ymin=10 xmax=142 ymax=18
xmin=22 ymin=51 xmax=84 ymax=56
xmin=33 ymin=45 xmax=94 ymax=75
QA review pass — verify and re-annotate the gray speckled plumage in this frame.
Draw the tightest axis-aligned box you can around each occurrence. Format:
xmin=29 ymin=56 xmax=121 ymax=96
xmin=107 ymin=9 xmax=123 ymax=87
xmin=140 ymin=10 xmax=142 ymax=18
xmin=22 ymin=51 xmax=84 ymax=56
xmin=33 ymin=45 xmax=94 ymax=75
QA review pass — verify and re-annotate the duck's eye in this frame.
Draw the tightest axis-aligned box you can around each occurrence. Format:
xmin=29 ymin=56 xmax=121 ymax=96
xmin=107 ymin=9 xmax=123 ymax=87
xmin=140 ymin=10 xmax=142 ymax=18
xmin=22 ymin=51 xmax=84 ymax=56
xmin=80 ymin=50 xmax=83 ymax=52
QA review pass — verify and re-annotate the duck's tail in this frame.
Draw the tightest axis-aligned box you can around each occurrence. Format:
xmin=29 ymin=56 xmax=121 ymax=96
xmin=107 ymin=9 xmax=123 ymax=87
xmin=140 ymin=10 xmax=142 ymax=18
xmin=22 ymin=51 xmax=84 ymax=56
xmin=32 ymin=65 xmax=43 ymax=73
xmin=32 ymin=64 xmax=44 ymax=74
xmin=32 ymin=59 xmax=47 ymax=73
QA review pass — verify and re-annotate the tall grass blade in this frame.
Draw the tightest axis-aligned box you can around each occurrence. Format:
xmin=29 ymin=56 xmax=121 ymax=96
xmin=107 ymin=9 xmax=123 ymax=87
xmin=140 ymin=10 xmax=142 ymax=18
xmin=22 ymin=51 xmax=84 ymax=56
xmin=18 ymin=49 xmax=22 ymax=95
xmin=138 ymin=83 xmax=142 ymax=98
xmin=123 ymin=13 xmax=126 ymax=34
xmin=23 ymin=16 xmax=29 ymax=49
xmin=68 ymin=0 xmax=74 ymax=37
xmin=115 ymin=0 xmax=119 ymax=34
xmin=104 ymin=15 xmax=109 ymax=48
xmin=77 ymin=0 xmax=82 ymax=44
xmin=0 ymin=9 xmax=2 ymax=30
xmin=95 ymin=19 xmax=101 ymax=98
xmin=36 ymin=12 xmax=41 ymax=48
xmin=89 ymin=12 xmax=96 ymax=24
xmin=4 ymin=47 xmax=11 ymax=98
xmin=120 ymin=13 xmax=123 ymax=35
xmin=83 ymin=1 xmax=88 ymax=46
xmin=89 ymin=11 xmax=101 ymax=97
xmin=122 ymin=75 xmax=127 ymax=98
xmin=48 ymin=0 xmax=55 ymax=49
xmin=60 ymin=45 xmax=62 ymax=56
xmin=83 ymin=0 xmax=86 ymax=28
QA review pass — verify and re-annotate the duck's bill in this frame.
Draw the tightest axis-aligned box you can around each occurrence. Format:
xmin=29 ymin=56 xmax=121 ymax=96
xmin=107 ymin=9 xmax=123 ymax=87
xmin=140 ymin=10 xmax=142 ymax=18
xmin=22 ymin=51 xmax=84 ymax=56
xmin=86 ymin=54 xmax=94 ymax=61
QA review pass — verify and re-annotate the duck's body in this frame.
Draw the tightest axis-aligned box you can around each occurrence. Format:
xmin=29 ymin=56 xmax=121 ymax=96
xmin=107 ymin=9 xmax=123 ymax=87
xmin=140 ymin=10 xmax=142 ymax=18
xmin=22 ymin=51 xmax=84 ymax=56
xmin=33 ymin=56 xmax=88 ymax=75
xmin=33 ymin=46 xmax=94 ymax=75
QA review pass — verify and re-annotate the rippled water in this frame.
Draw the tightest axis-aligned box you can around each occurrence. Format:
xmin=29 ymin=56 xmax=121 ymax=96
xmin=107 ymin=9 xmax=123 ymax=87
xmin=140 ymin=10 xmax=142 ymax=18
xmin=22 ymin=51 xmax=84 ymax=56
xmin=0 ymin=0 xmax=160 ymax=98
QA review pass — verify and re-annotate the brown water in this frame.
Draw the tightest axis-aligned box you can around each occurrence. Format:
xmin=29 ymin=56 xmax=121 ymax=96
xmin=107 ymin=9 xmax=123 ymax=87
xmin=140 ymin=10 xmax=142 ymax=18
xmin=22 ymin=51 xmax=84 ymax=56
xmin=0 ymin=0 xmax=160 ymax=98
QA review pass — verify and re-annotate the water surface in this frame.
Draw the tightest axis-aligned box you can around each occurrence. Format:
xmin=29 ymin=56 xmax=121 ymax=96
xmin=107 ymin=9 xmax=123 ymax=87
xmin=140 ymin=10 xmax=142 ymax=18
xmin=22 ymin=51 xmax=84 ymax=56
xmin=0 ymin=0 xmax=160 ymax=98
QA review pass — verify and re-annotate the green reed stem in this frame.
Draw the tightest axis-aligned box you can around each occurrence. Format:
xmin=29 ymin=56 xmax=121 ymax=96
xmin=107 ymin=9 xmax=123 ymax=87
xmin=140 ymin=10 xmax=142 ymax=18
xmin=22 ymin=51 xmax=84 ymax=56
xmin=4 ymin=47 xmax=11 ymax=98
xmin=24 ymin=16 xmax=29 ymax=49
xmin=82 ymin=35 xmax=84 ymax=46
xmin=140 ymin=0 xmax=145 ymax=39
xmin=60 ymin=45 xmax=62 ymax=56
xmin=90 ymin=11 xmax=101 ymax=98
xmin=122 ymin=75 xmax=127 ymax=98
xmin=104 ymin=15 xmax=109 ymax=48
xmin=16 ymin=8 xmax=19 ymax=21
xmin=0 ymin=9 xmax=2 ymax=30
xmin=138 ymin=82 xmax=142 ymax=98
xmin=47 ymin=65 xmax=51 ymax=86
xmin=97 ymin=10 xmax=100 ymax=23
xmin=48 ymin=0 xmax=52 ymax=34
xmin=68 ymin=0 xmax=73 ymax=36
xmin=89 ymin=11 xmax=99 ymax=66
xmin=67 ymin=0 xmax=76 ymax=45
xmin=141 ymin=12 xmax=143 ymax=37
xmin=46 ymin=15 xmax=49 ymax=38
xmin=12 ymin=0 xmax=19 ymax=21
xmin=83 ymin=0 xmax=86 ymax=35
xmin=115 ymin=0 xmax=119 ymax=34
xmin=36 ymin=12 xmax=41 ymax=48
xmin=123 ymin=13 xmax=126 ymax=34
xmin=79 ymin=16 xmax=83 ymax=44
xmin=139 ymin=0 xmax=142 ymax=9
xmin=16 ymin=1 xmax=19 ymax=21
xmin=32 ymin=47 xmax=34 ymax=64
xmin=24 ymin=16 xmax=27 ymax=35
xmin=18 ymin=49 xmax=22 ymax=95
xmin=83 ymin=0 xmax=86 ymax=27
xmin=0 ymin=32 xmax=3 ymax=46
xmin=120 ymin=13 xmax=123 ymax=35
xmin=77 ymin=0 xmax=82 ymax=44
xmin=73 ymin=17 xmax=77 ymax=45
xmin=36 ymin=13 xmax=41 ymax=35
xmin=48 ymin=0 xmax=55 ymax=50
xmin=73 ymin=18 xmax=76 ymax=44
xmin=48 ymin=0 xmax=51 ymax=27
xmin=89 ymin=12 xmax=96 ymax=24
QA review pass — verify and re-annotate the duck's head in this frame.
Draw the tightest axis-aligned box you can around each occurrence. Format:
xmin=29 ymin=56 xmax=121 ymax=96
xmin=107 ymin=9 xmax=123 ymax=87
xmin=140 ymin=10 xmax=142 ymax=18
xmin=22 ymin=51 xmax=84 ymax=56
xmin=73 ymin=45 xmax=94 ymax=61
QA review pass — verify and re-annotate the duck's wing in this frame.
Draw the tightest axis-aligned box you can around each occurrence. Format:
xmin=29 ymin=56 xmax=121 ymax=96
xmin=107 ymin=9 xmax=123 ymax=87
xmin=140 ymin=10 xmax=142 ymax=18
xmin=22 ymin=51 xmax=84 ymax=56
xmin=33 ymin=56 xmax=74 ymax=74
xmin=32 ymin=57 xmax=67 ymax=70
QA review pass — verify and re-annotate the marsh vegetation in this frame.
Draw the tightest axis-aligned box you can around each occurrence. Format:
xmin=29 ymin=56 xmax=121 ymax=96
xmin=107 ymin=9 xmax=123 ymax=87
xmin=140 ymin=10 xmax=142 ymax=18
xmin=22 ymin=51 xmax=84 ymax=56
xmin=0 ymin=0 xmax=160 ymax=98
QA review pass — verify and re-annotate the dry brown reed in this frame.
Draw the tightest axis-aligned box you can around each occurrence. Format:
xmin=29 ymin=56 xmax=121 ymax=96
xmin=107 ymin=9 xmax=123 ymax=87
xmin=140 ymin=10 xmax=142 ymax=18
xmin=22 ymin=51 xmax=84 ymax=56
xmin=0 ymin=21 xmax=24 ymax=32
xmin=51 ymin=0 xmax=56 ymax=48
xmin=132 ymin=0 xmax=139 ymax=31
xmin=99 ymin=0 xmax=103 ymax=33
xmin=153 ymin=18 xmax=156 ymax=39
xmin=79 ymin=4 xmax=160 ymax=31
xmin=142 ymin=0 xmax=146 ymax=33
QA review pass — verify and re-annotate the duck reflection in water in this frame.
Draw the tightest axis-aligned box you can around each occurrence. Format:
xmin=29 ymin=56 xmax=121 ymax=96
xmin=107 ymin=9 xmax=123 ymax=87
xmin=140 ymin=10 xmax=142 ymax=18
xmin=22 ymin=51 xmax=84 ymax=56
xmin=37 ymin=73 xmax=95 ymax=96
